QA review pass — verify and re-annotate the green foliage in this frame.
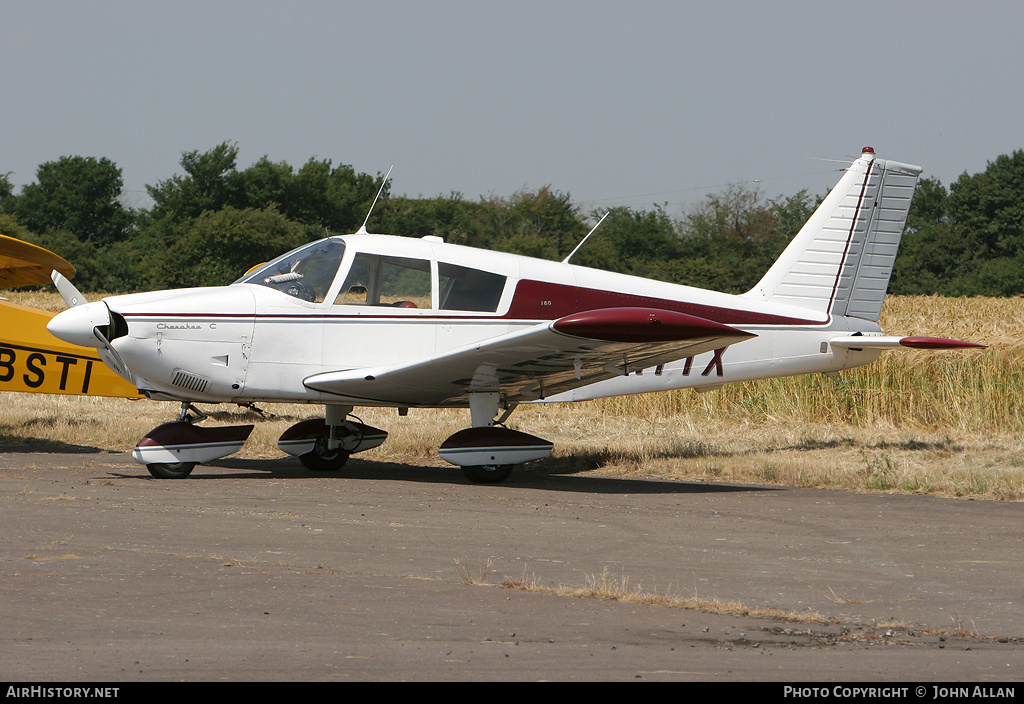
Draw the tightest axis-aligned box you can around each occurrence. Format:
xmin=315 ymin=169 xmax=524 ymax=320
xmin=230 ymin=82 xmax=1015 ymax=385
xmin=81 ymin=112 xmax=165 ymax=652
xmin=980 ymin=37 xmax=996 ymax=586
xmin=891 ymin=151 xmax=1024 ymax=296
xmin=946 ymin=150 xmax=1024 ymax=295
xmin=374 ymin=186 xmax=587 ymax=262
xmin=1 ymin=156 xmax=134 ymax=245
xmin=146 ymin=142 xmax=242 ymax=222
xmin=491 ymin=187 xmax=587 ymax=259
xmin=890 ymin=178 xmax=955 ymax=295
xmin=5 ymin=143 xmax=1024 ymax=298
xmin=0 ymin=213 xmax=33 ymax=242
xmin=19 ymin=228 xmax=142 ymax=292
xmin=146 ymin=142 xmax=381 ymax=234
xmin=669 ymin=187 xmax=815 ymax=292
xmin=0 ymin=173 xmax=14 ymax=202
xmin=374 ymin=193 xmax=488 ymax=242
xmin=145 ymin=206 xmax=310 ymax=289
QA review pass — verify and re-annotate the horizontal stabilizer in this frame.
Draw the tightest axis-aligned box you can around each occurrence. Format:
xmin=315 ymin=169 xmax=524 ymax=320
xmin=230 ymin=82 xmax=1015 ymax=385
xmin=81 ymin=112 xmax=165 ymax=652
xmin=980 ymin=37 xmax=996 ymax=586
xmin=829 ymin=335 xmax=986 ymax=350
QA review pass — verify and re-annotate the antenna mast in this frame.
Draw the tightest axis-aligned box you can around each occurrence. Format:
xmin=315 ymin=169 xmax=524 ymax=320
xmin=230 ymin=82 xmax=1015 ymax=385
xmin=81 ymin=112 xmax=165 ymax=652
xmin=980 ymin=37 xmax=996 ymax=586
xmin=562 ymin=212 xmax=610 ymax=264
xmin=356 ymin=165 xmax=394 ymax=234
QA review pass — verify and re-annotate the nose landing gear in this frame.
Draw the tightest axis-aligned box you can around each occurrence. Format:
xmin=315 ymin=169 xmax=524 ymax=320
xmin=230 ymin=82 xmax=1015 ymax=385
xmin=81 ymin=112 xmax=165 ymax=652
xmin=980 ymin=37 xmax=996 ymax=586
xmin=132 ymin=402 xmax=254 ymax=479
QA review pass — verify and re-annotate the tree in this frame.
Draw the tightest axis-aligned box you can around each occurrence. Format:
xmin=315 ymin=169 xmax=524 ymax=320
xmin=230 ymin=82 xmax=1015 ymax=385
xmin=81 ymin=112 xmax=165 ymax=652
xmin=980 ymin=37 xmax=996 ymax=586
xmin=0 ymin=172 xmax=14 ymax=203
xmin=145 ymin=144 xmax=384 ymax=236
xmin=455 ymin=187 xmax=587 ymax=259
xmin=146 ymin=142 xmax=243 ymax=222
xmin=153 ymin=206 xmax=310 ymax=289
xmin=283 ymin=158 xmax=383 ymax=233
xmin=3 ymin=156 xmax=134 ymax=245
xmin=0 ymin=213 xmax=34 ymax=250
xmin=892 ymin=152 xmax=1024 ymax=296
xmin=945 ymin=150 xmax=1024 ymax=295
xmin=890 ymin=178 xmax=954 ymax=295
xmin=569 ymin=206 xmax=680 ymax=276
xmin=374 ymin=193 xmax=487 ymax=243
xmin=673 ymin=186 xmax=811 ymax=292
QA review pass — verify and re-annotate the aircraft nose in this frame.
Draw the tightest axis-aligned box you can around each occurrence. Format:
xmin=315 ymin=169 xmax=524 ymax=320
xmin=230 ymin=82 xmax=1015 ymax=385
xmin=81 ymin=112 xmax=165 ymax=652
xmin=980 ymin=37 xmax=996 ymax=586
xmin=46 ymin=301 xmax=111 ymax=348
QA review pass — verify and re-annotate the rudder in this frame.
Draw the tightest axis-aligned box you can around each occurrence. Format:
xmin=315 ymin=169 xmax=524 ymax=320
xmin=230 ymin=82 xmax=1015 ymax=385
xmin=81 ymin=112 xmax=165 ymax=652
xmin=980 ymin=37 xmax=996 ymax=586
xmin=743 ymin=148 xmax=922 ymax=322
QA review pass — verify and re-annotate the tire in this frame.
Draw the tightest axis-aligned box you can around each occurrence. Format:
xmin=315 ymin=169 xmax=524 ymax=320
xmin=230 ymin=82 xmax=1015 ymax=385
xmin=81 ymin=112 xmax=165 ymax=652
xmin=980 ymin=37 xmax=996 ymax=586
xmin=461 ymin=464 xmax=514 ymax=484
xmin=299 ymin=436 xmax=350 ymax=471
xmin=147 ymin=462 xmax=197 ymax=479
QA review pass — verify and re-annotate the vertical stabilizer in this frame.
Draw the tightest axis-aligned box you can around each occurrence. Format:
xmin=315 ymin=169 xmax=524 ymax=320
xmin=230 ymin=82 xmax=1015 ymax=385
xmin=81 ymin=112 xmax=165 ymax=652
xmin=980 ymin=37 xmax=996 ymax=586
xmin=743 ymin=148 xmax=922 ymax=322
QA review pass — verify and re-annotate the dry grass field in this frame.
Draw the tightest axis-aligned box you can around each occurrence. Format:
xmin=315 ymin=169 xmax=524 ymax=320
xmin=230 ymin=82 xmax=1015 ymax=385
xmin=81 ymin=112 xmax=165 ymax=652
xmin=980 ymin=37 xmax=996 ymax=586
xmin=3 ymin=291 xmax=1023 ymax=499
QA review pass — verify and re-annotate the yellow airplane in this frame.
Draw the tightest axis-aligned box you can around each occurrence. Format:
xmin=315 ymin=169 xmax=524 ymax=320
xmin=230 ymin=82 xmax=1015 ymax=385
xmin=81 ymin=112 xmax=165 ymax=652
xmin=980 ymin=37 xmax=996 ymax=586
xmin=0 ymin=235 xmax=141 ymax=398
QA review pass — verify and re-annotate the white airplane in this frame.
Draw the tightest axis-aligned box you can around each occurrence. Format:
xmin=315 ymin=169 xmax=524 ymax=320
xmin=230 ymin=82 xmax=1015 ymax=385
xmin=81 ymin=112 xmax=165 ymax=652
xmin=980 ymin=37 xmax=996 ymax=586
xmin=45 ymin=148 xmax=982 ymax=482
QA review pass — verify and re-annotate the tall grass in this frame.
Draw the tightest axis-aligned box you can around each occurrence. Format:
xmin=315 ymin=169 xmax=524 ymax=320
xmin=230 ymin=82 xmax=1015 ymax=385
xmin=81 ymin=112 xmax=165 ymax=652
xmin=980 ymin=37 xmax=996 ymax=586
xmin=595 ymin=295 xmax=1023 ymax=434
xmin=3 ymin=292 xmax=1021 ymax=498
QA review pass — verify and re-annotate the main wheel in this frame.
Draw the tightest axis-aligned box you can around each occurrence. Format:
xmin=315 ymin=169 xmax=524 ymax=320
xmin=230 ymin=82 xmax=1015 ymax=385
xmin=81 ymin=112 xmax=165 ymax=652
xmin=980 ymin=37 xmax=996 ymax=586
xmin=299 ymin=435 xmax=350 ymax=471
xmin=147 ymin=462 xmax=197 ymax=479
xmin=461 ymin=464 xmax=514 ymax=484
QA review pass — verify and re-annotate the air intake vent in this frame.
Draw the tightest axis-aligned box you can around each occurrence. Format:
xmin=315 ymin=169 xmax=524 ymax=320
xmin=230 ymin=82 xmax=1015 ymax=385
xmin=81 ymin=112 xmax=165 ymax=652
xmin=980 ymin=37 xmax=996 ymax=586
xmin=171 ymin=369 xmax=209 ymax=394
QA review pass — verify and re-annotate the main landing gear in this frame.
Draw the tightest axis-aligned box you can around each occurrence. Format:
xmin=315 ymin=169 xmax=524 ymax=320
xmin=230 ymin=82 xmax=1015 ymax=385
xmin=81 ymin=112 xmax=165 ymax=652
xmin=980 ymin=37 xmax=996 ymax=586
xmin=438 ymin=394 xmax=553 ymax=484
xmin=277 ymin=405 xmax=388 ymax=471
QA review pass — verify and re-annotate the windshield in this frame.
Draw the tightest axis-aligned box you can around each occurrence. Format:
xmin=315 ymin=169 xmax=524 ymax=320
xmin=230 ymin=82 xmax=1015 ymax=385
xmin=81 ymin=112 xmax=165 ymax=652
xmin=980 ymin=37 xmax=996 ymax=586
xmin=236 ymin=239 xmax=346 ymax=302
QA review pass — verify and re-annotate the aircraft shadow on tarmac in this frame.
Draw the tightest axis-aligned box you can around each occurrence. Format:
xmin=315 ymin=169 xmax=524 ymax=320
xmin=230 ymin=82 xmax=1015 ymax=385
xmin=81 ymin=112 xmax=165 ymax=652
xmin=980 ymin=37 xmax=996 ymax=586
xmin=1 ymin=438 xmax=771 ymax=494
xmin=119 ymin=455 xmax=772 ymax=495
xmin=0 ymin=437 xmax=117 ymax=454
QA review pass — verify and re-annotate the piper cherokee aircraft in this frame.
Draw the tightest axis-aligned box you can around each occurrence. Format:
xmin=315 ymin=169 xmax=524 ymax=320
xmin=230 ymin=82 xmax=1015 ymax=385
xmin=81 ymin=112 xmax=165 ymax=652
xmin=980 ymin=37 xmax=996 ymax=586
xmin=45 ymin=148 xmax=982 ymax=482
xmin=0 ymin=235 xmax=141 ymax=398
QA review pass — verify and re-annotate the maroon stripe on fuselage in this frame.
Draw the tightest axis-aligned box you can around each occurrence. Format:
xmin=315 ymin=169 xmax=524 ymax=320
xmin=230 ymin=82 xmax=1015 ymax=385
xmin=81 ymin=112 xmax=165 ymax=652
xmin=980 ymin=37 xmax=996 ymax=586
xmin=119 ymin=281 xmax=822 ymax=327
xmin=507 ymin=280 xmax=818 ymax=326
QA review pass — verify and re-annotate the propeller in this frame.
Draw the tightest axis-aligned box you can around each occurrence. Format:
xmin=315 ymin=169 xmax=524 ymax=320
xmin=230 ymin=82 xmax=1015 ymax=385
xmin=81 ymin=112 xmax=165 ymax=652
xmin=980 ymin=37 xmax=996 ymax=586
xmin=47 ymin=270 xmax=134 ymax=381
xmin=51 ymin=269 xmax=87 ymax=308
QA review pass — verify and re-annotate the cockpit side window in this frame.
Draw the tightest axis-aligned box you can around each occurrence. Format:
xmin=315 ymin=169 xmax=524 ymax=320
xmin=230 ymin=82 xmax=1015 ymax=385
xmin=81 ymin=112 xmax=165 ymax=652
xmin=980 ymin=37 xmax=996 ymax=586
xmin=237 ymin=240 xmax=346 ymax=303
xmin=438 ymin=263 xmax=507 ymax=312
xmin=335 ymin=253 xmax=432 ymax=309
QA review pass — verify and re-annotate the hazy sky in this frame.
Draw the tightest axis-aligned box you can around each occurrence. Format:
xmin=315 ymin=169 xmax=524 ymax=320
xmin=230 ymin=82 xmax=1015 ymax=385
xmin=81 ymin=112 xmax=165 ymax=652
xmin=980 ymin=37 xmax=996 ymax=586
xmin=4 ymin=1 xmax=1023 ymax=216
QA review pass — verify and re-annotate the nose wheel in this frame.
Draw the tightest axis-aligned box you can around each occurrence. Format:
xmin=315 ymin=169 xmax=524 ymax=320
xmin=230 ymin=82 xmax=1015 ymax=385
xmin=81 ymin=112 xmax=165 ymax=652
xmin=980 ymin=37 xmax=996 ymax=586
xmin=131 ymin=403 xmax=255 ymax=479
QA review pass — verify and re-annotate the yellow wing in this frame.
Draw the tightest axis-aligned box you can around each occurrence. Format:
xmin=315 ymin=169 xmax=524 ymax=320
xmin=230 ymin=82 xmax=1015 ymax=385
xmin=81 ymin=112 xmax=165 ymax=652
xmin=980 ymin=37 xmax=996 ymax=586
xmin=0 ymin=235 xmax=141 ymax=398
xmin=0 ymin=234 xmax=76 ymax=287
xmin=0 ymin=299 xmax=142 ymax=398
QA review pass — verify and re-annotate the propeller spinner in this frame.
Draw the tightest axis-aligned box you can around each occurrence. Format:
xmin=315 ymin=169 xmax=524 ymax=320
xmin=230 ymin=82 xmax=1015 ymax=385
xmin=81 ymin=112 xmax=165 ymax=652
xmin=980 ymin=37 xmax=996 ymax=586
xmin=47 ymin=271 xmax=133 ymax=380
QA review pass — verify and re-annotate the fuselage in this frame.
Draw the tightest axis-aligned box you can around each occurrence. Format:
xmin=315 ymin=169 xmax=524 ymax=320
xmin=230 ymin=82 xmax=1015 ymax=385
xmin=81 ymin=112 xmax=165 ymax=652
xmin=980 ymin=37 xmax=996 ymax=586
xmin=64 ymin=233 xmax=883 ymax=407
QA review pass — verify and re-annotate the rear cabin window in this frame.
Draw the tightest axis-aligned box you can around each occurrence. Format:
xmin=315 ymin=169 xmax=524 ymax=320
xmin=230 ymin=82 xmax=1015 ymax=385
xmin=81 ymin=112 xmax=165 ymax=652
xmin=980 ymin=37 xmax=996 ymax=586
xmin=438 ymin=263 xmax=507 ymax=312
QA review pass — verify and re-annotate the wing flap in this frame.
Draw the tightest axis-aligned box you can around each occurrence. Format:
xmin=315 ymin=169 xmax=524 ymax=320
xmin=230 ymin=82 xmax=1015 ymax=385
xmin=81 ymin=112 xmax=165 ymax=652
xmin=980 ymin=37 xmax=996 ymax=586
xmin=304 ymin=307 xmax=755 ymax=406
